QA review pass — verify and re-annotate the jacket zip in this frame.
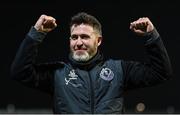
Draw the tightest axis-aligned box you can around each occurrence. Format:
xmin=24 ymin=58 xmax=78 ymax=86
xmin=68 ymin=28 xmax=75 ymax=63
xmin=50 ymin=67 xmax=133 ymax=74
xmin=88 ymin=72 xmax=94 ymax=113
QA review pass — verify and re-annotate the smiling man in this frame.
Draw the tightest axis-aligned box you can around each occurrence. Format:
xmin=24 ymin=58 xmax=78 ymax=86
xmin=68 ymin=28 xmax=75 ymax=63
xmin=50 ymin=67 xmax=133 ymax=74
xmin=11 ymin=12 xmax=173 ymax=114
xmin=70 ymin=23 xmax=102 ymax=62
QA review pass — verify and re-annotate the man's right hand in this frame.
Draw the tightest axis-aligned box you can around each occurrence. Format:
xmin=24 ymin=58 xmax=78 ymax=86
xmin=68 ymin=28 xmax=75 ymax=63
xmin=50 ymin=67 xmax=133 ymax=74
xmin=34 ymin=14 xmax=57 ymax=33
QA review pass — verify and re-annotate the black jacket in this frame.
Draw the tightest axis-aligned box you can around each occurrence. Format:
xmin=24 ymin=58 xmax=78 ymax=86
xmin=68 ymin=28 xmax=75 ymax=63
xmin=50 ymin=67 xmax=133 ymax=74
xmin=10 ymin=27 xmax=173 ymax=114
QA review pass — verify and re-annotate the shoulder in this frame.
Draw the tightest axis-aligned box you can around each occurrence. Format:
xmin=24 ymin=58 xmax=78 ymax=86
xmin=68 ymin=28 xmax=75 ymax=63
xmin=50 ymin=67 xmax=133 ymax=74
xmin=104 ymin=58 xmax=123 ymax=67
xmin=35 ymin=61 xmax=66 ymax=71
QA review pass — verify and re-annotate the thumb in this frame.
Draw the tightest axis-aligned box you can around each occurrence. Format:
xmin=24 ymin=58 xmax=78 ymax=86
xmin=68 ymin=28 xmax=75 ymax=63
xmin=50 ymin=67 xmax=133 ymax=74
xmin=132 ymin=28 xmax=146 ymax=36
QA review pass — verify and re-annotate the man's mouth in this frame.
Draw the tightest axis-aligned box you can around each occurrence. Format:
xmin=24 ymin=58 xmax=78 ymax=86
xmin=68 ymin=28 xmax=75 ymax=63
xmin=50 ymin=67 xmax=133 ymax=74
xmin=75 ymin=49 xmax=86 ymax=51
xmin=75 ymin=49 xmax=87 ymax=55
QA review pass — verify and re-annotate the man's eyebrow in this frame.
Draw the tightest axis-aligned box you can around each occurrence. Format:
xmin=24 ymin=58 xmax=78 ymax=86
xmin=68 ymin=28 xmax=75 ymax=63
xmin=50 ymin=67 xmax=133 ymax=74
xmin=71 ymin=33 xmax=91 ymax=36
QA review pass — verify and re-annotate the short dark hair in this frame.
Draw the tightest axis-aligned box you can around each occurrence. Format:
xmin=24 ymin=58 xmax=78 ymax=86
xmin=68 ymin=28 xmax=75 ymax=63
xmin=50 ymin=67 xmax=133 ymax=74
xmin=70 ymin=12 xmax=102 ymax=35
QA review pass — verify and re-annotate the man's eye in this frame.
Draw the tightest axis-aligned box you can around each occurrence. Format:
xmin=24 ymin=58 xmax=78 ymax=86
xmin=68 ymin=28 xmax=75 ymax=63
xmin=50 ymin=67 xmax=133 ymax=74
xmin=70 ymin=35 xmax=78 ymax=40
xmin=70 ymin=34 xmax=90 ymax=40
xmin=80 ymin=35 xmax=90 ymax=39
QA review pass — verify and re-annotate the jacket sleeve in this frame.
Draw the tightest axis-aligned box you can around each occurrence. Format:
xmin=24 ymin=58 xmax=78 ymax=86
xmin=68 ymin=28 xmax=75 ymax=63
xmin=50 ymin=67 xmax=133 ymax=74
xmin=10 ymin=27 xmax=58 ymax=94
xmin=122 ymin=28 xmax=173 ymax=90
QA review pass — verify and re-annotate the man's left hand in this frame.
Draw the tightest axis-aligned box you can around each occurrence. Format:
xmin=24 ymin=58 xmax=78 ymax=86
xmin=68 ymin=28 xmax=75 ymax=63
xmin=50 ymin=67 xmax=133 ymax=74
xmin=130 ymin=17 xmax=154 ymax=36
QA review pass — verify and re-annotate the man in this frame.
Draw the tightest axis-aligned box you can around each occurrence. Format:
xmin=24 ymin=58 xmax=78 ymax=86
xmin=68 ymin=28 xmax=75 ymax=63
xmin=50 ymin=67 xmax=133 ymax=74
xmin=10 ymin=12 xmax=173 ymax=113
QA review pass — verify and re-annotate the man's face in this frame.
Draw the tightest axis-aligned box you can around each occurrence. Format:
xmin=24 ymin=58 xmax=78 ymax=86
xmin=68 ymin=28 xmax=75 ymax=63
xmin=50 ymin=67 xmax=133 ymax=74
xmin=70 ymin=24 xmax=102 ymax=62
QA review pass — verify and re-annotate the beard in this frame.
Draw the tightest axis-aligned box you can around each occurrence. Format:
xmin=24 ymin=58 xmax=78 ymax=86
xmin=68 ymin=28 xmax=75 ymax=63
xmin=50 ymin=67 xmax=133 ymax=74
xmin=72 ymin=51 xmax=91 ymax=62
xmin=72 ymin=48 xmax=97 ymax=62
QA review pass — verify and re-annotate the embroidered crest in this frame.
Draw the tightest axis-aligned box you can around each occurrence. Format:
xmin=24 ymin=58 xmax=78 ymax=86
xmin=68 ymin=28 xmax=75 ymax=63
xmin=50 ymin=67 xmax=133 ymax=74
xmin=65 ymin=69 xmax=82 ymax=87
xmin=100 ymin=68 xmax=114 ymax=81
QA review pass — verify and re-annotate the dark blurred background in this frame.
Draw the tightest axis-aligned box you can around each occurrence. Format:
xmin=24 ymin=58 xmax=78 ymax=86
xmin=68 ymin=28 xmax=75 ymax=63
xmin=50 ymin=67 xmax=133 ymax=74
xmin=0 ymin=0 xmax=179 ymax=114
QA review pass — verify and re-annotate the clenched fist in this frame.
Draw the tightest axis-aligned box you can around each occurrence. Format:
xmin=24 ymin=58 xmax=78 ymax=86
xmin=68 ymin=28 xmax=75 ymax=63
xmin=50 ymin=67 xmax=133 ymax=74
xmin=130 ymin=17 xmax=154 ymax=36
xmin=34 ymin=14 xmax=57 ymax=33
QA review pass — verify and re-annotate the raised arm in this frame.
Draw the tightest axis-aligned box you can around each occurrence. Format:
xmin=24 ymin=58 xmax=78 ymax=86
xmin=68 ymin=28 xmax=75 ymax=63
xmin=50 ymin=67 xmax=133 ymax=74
xmin=123 ymin=17 xmax=173 ymax=90
xmin=10 ymin=15 xmax=59 ymax=93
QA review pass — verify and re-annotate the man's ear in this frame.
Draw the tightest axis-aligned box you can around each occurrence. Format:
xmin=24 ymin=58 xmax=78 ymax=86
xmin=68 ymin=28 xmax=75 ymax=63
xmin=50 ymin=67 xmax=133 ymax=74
xmin=97 ymin=37 xmax=102 ymax=46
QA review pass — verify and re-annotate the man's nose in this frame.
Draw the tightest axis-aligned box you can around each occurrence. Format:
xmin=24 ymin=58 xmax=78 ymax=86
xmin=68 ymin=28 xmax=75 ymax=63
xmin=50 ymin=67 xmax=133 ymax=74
xmin=76 ymin=37 xmax=83 ymax=46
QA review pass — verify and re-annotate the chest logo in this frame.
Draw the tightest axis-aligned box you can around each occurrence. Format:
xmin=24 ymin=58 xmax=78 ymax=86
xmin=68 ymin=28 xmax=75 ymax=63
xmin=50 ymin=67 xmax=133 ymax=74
xmin=65 ymin=69 xmax=82 ymax=87
xmin=100 ymin=68 xmax=114 ymax=81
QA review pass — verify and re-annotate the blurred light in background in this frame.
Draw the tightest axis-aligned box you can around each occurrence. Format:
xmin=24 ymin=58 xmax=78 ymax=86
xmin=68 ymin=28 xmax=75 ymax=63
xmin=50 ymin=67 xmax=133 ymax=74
xmin=167 ymin=105 xmax=175 ymax=114
xmin=7 ymin=104 xmax=15 ymax=113
xmin=0 ymin=104 xmax=52 ymax=114
xmin=135 ymin=102 xmax=145 ymax=113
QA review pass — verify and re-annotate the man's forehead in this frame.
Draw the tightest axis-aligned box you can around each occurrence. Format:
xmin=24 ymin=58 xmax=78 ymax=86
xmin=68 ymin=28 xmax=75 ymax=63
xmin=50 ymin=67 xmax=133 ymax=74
xmin=71 ymin=24 xmax=94 ymax=33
